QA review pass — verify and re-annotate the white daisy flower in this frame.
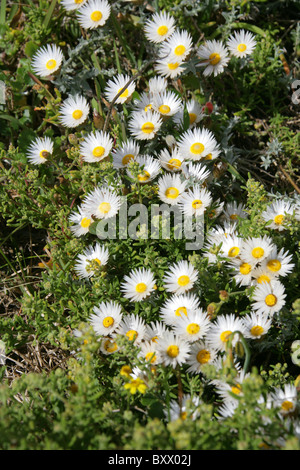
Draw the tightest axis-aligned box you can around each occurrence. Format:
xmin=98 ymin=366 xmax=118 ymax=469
xmin=159 ymin=147 xmax=185 ymax=172
xmin=26 ymin=136 xmax=53 ymax=165
xmin=240 ymin=235 xmax=275 ymax=265
xmin=217 ymin=400 xmax=238 ymax=420
xmin=222 ymin=201 xmax=248 ymax=222
xmin=212 ymin=370 xmax=250 ymax=404
xmin=100 ymin=336 xmax=119 ymax=355
xmin=177 ymin=184 xmax=212 ymax=217
xmin=172 ymin=308 xmax=211 ymax=343
xmin=207 ymin=199 xmax=225 ymax=220
xmin=144 ymin=320 xmax=169 ymax=344
xmin=227 ymin=258 xmax=254 ymax=286
xmin=163 ymin=260 xmax=198 ymax=295
xmin=251 ymin=265 xmax=277 ymax=285
xmin=69 ymin=207 xmax=94 ymax=237
xmin=74 ymin=243 xmax=109 ymax=279
xmin=160 ymin=293 xmax=200 ymax=326
xmin=218 ymin=234 xmax=244 ymax=260
xmin=270 ymin=384 xmax=298 ymax=416
xmin=61 ymin=0 xmax=88 ymax=11
xmin=154 ymin=58 xmax=185 ymax=79
xmin=157 ymin=173 xmax=187 ymax=205
xmin=81 ymin=185 xmax=122 ymax=220
xmin=159 ymin=29 xmax=193 ymax=62
xmin=148 ymin=76 xmax=168 ymax=95
xmin=31 ymin=44 xmax=63 ymax=78
xmin=144 ymin=11 xmax=176 ymax=43
xmin=241 ymin=311 xmax=272 ymax=340
xmin=76 ymin=0 xmax=111 ymax=29
xmin=165 ymin=394 xmax=201 ymax=422
xmin=186 ymin=340 xmax=217 ymax=374
xmin=181 ymin=161 xmax=210 ymax=185
xmin=104 ymin=74 xmax=135 ymax=105
xmin=206 ymin=313 xmax=247 ymax=352
xmin=177 ymin=127 xmax=218 ymax=160
xmin=132 ymin=92 xmax=154 ymax=113
xmin=156 ymin=331 xmax=191 ymax=368
xmin=126 ymin=155 xmax=161 ymax=183
xmin=112 ymin=139 xmax=140 ymax=169
xmin=79 ymin=130 xmax=113 ymax=162
xmin=128 ymin=110 xmax=162 ymax=140
xmin=261 ymin=247 xmax=294 ymax=278
xmin=197 ymin=39 xmax=230 ymax=77
xmin=116 ymin=313 xmax=146 ymax=344
xmin=89 ymin=300 xmax=123 ymax=336
xmin=152 ymin=90 xmax=182 ymax=117
xmin=138 ymin=340 xmax=161 ymax=365
xmin=173 ymin=98 xmax=204 ymax=129
xmin=59 ymin=95 xmax=90 ymax=128
xmin=261 ymin=199 xmax=295 ymax=231
xmin=227 ymin=29 xmax=257 ymax=58
xmin=251 ymin=279 xmax=286 ymax=317
xmin=120 ymin=267 xmax=156 ymax=302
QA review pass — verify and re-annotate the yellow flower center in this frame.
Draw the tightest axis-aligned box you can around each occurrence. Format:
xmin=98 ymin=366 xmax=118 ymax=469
xmin=90 ymin=10 xmax=103 ymax=22
xmin=281 ymin=400 xmax=294 ymax=412
xmin=136 ymin=282 xmax=147 ymax=293
xmin=141 ymin=122 xmax=155 ymax=134
xmin=126 ymin=330 xmax=138 ymax=341
xmin=220 ymin=330 xmax=232 ymax=343
xmin=46 ymin=59 xmax=57 ymax=70
xmin=228 ymin=246 xmax=240 ymax=257
xmin=257 ymin=274 xmax=271 ymax=284
xmin=204 ymin=153 xmax=213 ymax=160
xmin=103 ymin=339 xmax=118 ymax=353
xmin=239 ymin=262 xmax=252 ymax=275
xmin=251 ymin=247 xmax=264 ymax=259
xmin=144 ymin=103 xmax=152 ymax=112
xmin=274 ymin=214 xmax=284 ymax=225
xmin=167 ymin=158 xmax=182 ymax=170
xmin=157 ymin=25 xmax=168 ymax=36
xmin=177 ymin=275 xmax=190 ymax=287
xmin=167 ymin=344 xmax=179 ymax=358
xmin=186 ymin=323 xmax=200 ymax=335
xmin=250 ymin=325 xmax=264 ymax=337
xmin=192 ymin=199 xmax=203 ymax=210
xmin=165 ymin=187 xmax=179 ymax=199
xmin=189 ymin=112 xmax=197 ymax=124
xmin=151 ymin=335 xmax=158 ymax=343
xmin=80 ymin=217 xmax=91 ymax=228
xmin=102 ymin=316 xmax=114 ymax=328
xmin=98 ymin=202 xmax=111 ymax=214
xmin=209 ymin=52 xmax=221 ymax=65
xmin=175 ymin=306 xmax=187 ymax=317
xmin=39 ymin=150 xmax=48 ymax=159
xmin=120 ymin=365 xmax=132 ymax=377
xmin=93 ymin=258 xmax=101 ymax=265
xmin=74 ymin=0 xmax=84 ymax=3
xmin=92 ymin=146 xmax=105 ymax=158
xmin=72 ymin=109 xmax=83 ymax=120
xmin=174 ymin=45 xmax=186 ymax=56
xmin=180 ymin=411 xmax=187 ymax=420
xmin=230 ymin=213 xmax=238 ymax=220
xmin=237 ymin=43 xmax=247 ymax=52
xmin=196 ymin=349 xmax=211 ymax=364
xmin=159 ymin=104 xmax=171 ymax=114
xmin=267 ymin=259 xmax=281 ymax=272
xmin=138 ymin=170 xmax=150 ymax=182
xmin=117 ymin=87 xmax=129 ymax=99
xmin=231 ymin=384 xmax=242 ymax=395
xmin=122 ymin=153 xmax=135 ymax=165
xmin=265 ymin=294 xmax=277 ymax=307
xmin=167 ymin=62 xmax=179 ymax=70
xmin=190 ymin=142 xmax=205 ymax=155
xmin=145 ymin=352 xmax=156 ymax=363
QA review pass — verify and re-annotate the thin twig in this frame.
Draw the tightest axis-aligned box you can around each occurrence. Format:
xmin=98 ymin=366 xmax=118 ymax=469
xmin=279 ymin=164 xmax=300 ymax=194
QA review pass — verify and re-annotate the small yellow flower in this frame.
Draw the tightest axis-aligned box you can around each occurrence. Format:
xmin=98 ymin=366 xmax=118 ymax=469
xmin=124 ymin=377 xmax=147 ymax=394
xmin=120 ymin=365 xmax=132 ymax=378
